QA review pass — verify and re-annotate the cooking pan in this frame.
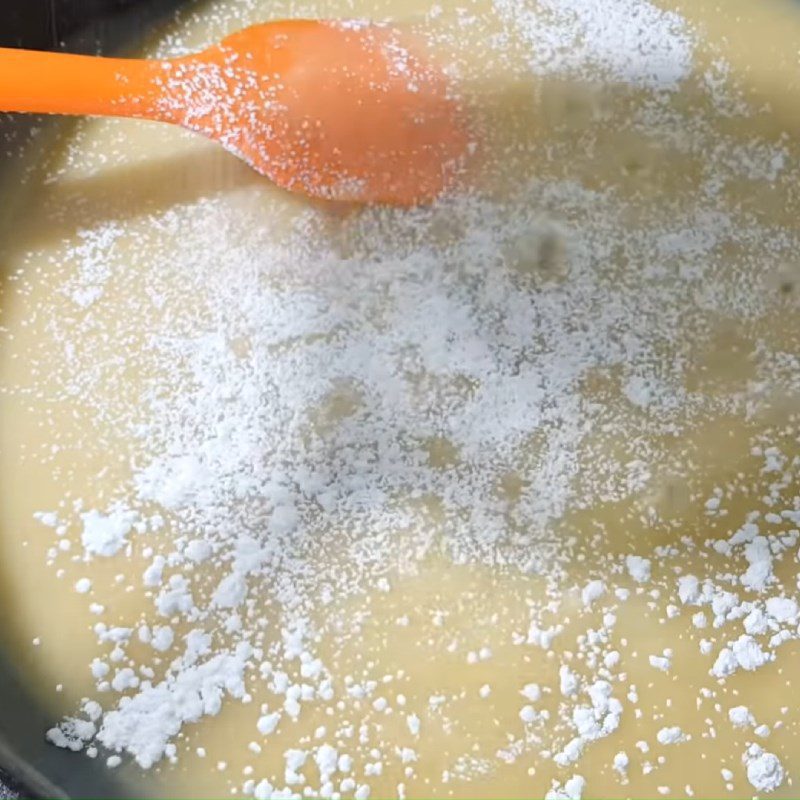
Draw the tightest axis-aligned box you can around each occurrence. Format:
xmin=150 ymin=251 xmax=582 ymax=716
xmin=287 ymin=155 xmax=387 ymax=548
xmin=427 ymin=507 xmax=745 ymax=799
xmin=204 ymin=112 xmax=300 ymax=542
xmin=0 ymin=4 xmax=188 ymax=796
xmin=4 ymin=1 xmax=800 ymax=799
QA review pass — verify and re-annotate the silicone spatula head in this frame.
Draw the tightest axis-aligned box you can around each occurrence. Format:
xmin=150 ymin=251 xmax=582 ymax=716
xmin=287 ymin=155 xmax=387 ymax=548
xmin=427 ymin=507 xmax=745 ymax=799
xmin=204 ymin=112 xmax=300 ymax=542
xmin=169 ymin=19 xmax=470 ymax=204
xmin=0 ymin=19 xmax=471 ymax=205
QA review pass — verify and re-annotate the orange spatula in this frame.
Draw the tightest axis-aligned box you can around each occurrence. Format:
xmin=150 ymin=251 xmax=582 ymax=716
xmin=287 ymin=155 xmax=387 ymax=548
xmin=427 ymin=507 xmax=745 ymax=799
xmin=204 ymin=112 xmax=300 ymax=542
xmin=0 ymin=19 xmax=469 ymax=205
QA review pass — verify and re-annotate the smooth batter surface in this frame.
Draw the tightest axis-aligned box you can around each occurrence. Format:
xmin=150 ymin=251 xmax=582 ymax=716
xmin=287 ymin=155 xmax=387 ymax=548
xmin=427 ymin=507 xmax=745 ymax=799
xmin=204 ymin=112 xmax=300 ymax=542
xmin=2 ymin=0 xmax=800 ymax=798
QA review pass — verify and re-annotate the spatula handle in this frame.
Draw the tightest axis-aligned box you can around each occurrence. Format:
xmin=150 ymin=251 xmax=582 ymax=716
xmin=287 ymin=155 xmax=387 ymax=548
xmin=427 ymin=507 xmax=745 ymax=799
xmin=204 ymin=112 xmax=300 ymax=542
xmin=0 ymin=47 xmax=177 ymax=122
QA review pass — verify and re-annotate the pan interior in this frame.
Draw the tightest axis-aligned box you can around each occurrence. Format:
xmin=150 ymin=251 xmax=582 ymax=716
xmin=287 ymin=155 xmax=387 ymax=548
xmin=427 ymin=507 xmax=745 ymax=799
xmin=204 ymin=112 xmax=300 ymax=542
xmin=2 ymin=0 xmax=800 ymax=798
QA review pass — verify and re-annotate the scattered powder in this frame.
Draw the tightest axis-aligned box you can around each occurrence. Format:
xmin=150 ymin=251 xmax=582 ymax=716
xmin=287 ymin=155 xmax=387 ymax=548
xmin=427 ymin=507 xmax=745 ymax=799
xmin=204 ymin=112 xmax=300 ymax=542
xmin=545 ymin=775 xmax=586 ymax=800
xmin=80 ymin=508 xmax=137 ymax=558
xmin=625 ymin=556 xmax=652 ymax=584
xmin=612 ymin=751 xmax=628 ymax=776
xmin=580 ymin=580 xmax=606 ymax=608
xmin=743 ymin=746 xmax=785 ymax=794
xmin=257 ymin=713 xmax=281 ymax=736
xmin=648 ymin=654 xmax=671 ymax=673
xmin=3 ymin=0 xmax=800 ymax=797
xmin=520 ymin=683 xmax=541 ymax=702
xmin=494 ymin=0 xmax=693 ymax=88
xmin=728 ymin=706 xmax=754 ymax=729
xmin=656 ymin=726 xmax=687 ymax=745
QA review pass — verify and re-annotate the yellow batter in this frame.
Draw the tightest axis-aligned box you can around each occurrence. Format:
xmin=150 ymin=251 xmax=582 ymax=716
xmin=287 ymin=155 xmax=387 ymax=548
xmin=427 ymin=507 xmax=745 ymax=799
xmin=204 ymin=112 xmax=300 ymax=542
xmin=2 ymin=0 xmax=800 ymax=798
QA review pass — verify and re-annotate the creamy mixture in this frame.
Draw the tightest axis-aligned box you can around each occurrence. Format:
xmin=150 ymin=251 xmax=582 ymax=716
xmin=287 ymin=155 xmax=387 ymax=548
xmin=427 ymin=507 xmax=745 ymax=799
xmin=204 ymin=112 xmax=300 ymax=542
xmin=2 ymin=0 xmax=800 ymax=798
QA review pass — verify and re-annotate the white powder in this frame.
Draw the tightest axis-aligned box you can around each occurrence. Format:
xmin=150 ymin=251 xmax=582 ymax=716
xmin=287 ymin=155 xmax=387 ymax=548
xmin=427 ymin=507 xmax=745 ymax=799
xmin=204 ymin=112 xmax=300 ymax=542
xmin=520 ymin=683 xmax=541 ymax=702
xmin=765 ymin=597 xmax=797 ymax=623
xmin=10 ymin=0 xmax=800 ymax=795
xmin=284 ymin=748 xmax=308 ymax=785
xmin=553 ymin=738 xmax=584 ymax=766
xmin=545 ymin=775 xmax=586 ymax=800
xmin=494 ymin=0 xmax=693 ymax=88
xmin=257 ymin=713 xmax=281 ymax=736
xmin=711 ymin=649 xmax=737 ymax=678
xmin=185 ymin=539 xmax=213 ymax=563
xmin=712 ymin=635 xmax=773 ymax=678
xmin=150 ymin=626 xmax=175 ymax=652
xmin=648 ymin=654 xmax=671 ymax=673
xmin=253 ymin=780 xmax=273 ymax=800
xmin=142 ymin=557 xmax=165 ymax=588
xmin=80 ymin=509 xmax=137 ymax=557
xmin=626 ymin=556 xmax=652 ymax=584
xmin=743 ymin=608 xmax=767 ymax=635
xmin=677 ymin=575 xmax=700 ymax=605
xmin=727 ymin=706 xmax=754 ymax=728
xmin=743 ymin=745 xmax=784 ymax=794
xmin=559 ymin=666 xmax=579 ymax=697
xmin=315 ymin=744 xmax=338 ymax=779
xmin=603 ymin=651 xmax=620 ymax=669
xmin=211 ymin=574 xmax=248 ymax=609
xmin=95 ymin=643 xmax=252 ymax=768
xmin=581 ymin=580 xmax=606 ymax=608
xmin=656 ymin=726 xmax=686 ymax=745
xmin=741 ymin=538 xmax=775 ymax=592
